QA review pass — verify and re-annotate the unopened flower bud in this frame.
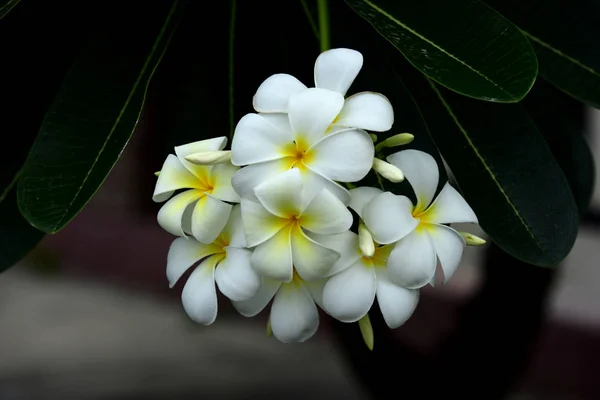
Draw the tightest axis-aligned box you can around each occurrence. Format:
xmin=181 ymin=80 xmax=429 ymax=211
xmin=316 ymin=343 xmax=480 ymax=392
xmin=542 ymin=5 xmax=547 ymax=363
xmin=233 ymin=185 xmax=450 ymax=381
xmin=358 ymin=222 xmax=375 ymax=257
xmin=154 ymin=171 xmax=161 ymax=177
xmin=369 ymin=133 xmax=378 ymax=142
xmin=458 ymin=231 xmax=486 ymax=246
xmin=185 ymin=150 xmax=232 ymax=165
xmin=375 ymin=133 xmax=414 ymax=152
xmin=372 ymin=158 xmax=404 ymax=183
xmin=358 ymin=314 xmax=374 ymax=351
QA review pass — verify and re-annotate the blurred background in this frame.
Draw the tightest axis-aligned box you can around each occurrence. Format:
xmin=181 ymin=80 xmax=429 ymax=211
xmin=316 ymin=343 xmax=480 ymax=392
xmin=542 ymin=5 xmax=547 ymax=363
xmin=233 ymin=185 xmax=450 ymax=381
xmin=2 ymin=1 xmax=599 ymax=399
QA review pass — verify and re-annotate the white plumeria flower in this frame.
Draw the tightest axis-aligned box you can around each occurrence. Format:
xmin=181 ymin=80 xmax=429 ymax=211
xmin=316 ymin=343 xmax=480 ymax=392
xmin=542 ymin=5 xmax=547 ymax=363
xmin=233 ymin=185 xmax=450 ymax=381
xmin=253 ymin=48 xmax=394 ymax=134
xmin=311 ymin=230 xmax=419 ymax=329
xmin=351 ymin=150 xmax=478 ymax=290
xmin=241 ymin=168 xmax=352 ymax=283
xmin=231 ymin=87 xmax=375 ymax=204
xmin=166 ymin=205 xmax=260 ymax=325
xmin=153 ymin=137 xmax=240 ymax=244
xmin=232 ymin=271 xmax=326 ymax=343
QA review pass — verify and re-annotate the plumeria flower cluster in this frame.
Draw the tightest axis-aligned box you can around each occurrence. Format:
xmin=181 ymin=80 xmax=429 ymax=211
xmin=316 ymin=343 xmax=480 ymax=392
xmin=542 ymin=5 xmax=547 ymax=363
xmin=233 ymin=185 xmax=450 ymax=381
xmin=152 ymin=48 xmax=485 ymax=346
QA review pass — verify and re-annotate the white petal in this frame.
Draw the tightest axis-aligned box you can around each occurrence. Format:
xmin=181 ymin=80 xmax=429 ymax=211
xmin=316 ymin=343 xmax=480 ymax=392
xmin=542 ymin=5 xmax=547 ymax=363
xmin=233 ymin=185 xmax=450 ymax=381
xmin=348 ymin=186 xmax=383 ymax=217
xmin=231 ymin=113 xmax=293 ymax=166
xmin=362 ymin=192 xmax=419 ymax=245
xmin=231 ymin=160 xmax=287 ymax=201
xmin=157 ymin=190 xmax=203 ymax=237
xmin=153 ymin=155 xmax=201 ymax=202
xmin=254 ymin=168 xmax=303 ymax=218
xmin=221 ymin=204 xmax=247 ymax=248
xmin=253 ymin=73 xmax=307 ymax=113
xmin=300 ymin=188 xmax=352 ymax=235
xmin=322 ymin=260 xmax=376 ymax=323
xmin=288 ymin=88 xmax=344 ymax=145
xmin=215 ymin=247 xmax=260 ymax=301
xmin=336 ymin=92 xmax=394 ymax=132
xmin=232 ymin=278 xmax=281 ymax=317
xmin=387 ymin=229 xmax=437 ymax=289
xmin=175 ymin=138 xmax=227 ymax=178
xmin=306 ymin=231 xmax=362 ymax=276
xmin=209 ymin=162 xmax=240 ymax=203
xmin=422 ymin=182 xmax=478 ymax=224
xmin=191 ymin=194 xmax=233 ymax=244
xmin=166 ymin=237 xmax=220 ymax=288
xmin=251 ymin=224 xmax=293 ymax=282
xmin=240 ymin=199 xmax=289 ymax=247
xmin=181 ymin=256 xmax=220 ymax=325
xmin=303 ymin=170 xmax=351 ymax=205
xmin=428 ymin=225 xmax=465 ymax=284
xmin=375 ymin=268 xmax=419 ymax=329
xmin=386 ymin=149 xmax=439 ymax=212
xmin=259 ymin=113 xmax=294 ymax=136
xmin=270 ymin=282 xmax=319 ymax=343
xmin=308 ymin=128 xmax=374 ymax=182
xmin=303 ymin=279 xmax=326 ymax=309
xmin=291 ymin=225 xmax=341 ymax=281
xmin=314 ymin=48 xmax=363 ymax=96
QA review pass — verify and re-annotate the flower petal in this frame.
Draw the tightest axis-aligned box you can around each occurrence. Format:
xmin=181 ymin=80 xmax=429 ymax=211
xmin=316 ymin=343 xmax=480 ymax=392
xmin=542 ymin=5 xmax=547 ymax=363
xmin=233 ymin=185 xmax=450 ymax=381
xmin=348 ymin=186 xmax=383 ymax=217
xmin=375 ymin=268 xmax=419 ymax=329
xmin=251 ymin=224 xmax=293 ymax=282
xmin=232 ymin=277 xmax=281 ymax=317
xmin=209 ymin=162 xmax=240 ymax=203
xmin=254 ymin=167 xmax=303 ymax=218
xmin=362 ymin=192 xmax=419 ymax=245
xmin=166 ymin=237 xmax=220 ymax=288
xmin=288 ymin=88 xmax=344 ymax=145
xmin=259 ymin=113 xmax=294 ymax=136
xmin=181 ymin=255 xmax=220 ymax=325
xmin=306 ymin=231 xmax=362 ymax=276
xmin=386 ymin=149 xmax=439 ymax=212
xmin=215 ymin=247 xmax=260 ymax=301
xmin=153 ymin=155 xmax=202 ymax=203
xmin=427 ymin=224 xmax=465 ymax=284
xmin=314 ymin=48 xmax=363 ymax=96
xmin=322 ymin=260 xmax=376 ymax=323
xmin=191 ymin=194 xmax=233 ymax=244
xmin=303 ymin=170 xmax=351 ymax=205
xmin=231 ymin=113 xmax=293 ymax=166
xmin=270 ymin=282 xmax=319 ymax=343
xmin=303 ymin=279 xmax=327 ymax=309
xmin=387 ymin=229 xmax=437 ymax=289
xmin=231 ymin=159 xmax=288 ymax=201
xmin=291 ymin=225 xmax=341 ymax=281
xmin=240 ymin=199 xmax=289 ymax=247
xmin=335 ymin=92 xmax=394 ymax=132
xmin=221 ymin=204 xmax=247 ymax=248
xmin=175 ymin=138 xmax=227 ymax=178
xmin=157 ymin=190 xmax=203 ymax=237
xmin=253 ymin=73 xmax=307 ymax=113
xmin=422 ymin=182 xmax=478 ymax=224
xmin=300 ymin=188 xmax=352 ymax=234
xmin=308 ymin=128 xmax=374 ymax=182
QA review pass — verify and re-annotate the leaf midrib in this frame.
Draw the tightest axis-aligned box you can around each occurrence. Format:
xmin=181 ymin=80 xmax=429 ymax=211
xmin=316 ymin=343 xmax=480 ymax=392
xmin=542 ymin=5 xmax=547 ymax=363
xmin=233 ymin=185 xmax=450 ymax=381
xmin=427 ymin=79 xmax=544 ymax=252
xmin=357 ymin=0 xmax=514 ymax=98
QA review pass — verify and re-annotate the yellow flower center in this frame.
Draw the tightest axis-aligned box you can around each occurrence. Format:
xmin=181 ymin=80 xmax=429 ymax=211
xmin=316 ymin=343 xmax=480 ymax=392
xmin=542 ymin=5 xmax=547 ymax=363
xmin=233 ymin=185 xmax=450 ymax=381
xmin=280 ymin=136 xmax=314 ymax=172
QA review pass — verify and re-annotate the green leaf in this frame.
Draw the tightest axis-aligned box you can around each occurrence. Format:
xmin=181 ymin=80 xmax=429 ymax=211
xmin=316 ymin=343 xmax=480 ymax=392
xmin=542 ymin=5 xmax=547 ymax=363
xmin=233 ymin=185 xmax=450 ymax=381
xmin=523 ymin=79 xmax=596 ymax=216
xmin=398 ymin=64 xmax=579 ymax=267
xmin=17 ymin=1 xmax=185 ymax=233
xmin=483 ymin=0 xmax=600 ymax=108
xmin=0 ymin=175 xmax=44 ymax=272
xmin=344 ymin=0 xmax=538 ymax=102
xmin=0 ymin=0 xmax=20 ymax=20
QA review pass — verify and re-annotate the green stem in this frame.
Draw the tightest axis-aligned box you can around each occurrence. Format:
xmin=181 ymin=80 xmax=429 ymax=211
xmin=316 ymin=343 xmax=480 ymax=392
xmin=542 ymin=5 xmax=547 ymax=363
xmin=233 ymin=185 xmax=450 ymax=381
xmin=228 ymin=0 xmax=237 ymax=141
xmin=316 ymin=0 xmax=330 ymax=51
xmin=300 ymin=0 xmax=320 ymax=41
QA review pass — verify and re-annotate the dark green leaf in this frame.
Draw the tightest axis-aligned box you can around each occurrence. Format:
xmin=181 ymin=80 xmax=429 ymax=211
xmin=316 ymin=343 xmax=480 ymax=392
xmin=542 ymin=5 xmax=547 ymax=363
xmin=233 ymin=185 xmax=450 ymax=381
xmin=17 ymin=1 xmax=185 ymax=233
xmin=398 ymin=63 xmax=578 ymax=267
xmin=344 ymin=0 xmax=538 ymax=102
xmin=523 ymin=79 xmax=595 ymax=216
xmin=0 ymin=0 xmax=20 ymax=20
xmin=484 ymin=0 xmax=600 ymax=108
